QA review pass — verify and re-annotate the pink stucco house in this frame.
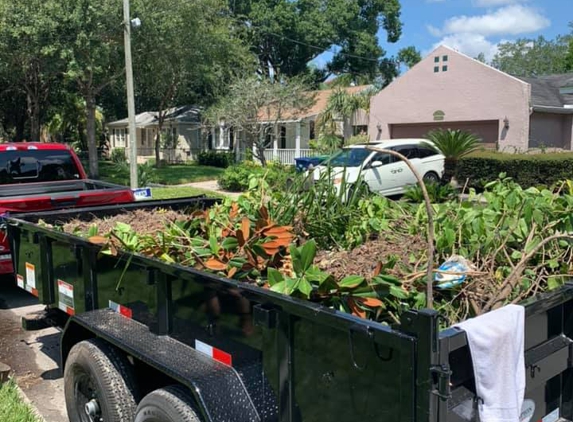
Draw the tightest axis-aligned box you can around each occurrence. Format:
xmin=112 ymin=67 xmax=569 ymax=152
xmin=369 ymin=45 xmax=573 ymax=151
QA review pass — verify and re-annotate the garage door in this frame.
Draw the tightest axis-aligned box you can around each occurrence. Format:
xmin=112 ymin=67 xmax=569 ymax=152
xmin=390 ymin=120 xmax=499 ymax=147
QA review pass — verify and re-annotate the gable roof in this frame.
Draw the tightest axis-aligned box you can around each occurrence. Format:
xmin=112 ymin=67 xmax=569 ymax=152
xmin=107 ymin=105 xmax=201 ymax=127
xmin=258 ymin=85 xmax=372 ymax=122
xmin=515 ymin=74 xmax=573 ymax=107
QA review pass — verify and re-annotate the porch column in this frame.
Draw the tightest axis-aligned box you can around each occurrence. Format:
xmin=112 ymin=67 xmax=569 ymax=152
xmin=235 ymin=130 xmax=241 ymax=162
xmin=295 ymin=121 xmax=301 ymax=158
xmin=273 ymin=125 xmax=278 ymax=159
xmin=218 ymin=127 xmax=225 ymax=149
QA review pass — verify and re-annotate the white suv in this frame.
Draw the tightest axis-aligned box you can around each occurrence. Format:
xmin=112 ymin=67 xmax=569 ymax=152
xmin=312 ymin=139 xmax=445 ymax=197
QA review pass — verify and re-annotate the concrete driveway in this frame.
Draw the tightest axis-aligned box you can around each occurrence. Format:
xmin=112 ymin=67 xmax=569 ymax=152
xmin=0 ymin=279 xmax=67 ymax=421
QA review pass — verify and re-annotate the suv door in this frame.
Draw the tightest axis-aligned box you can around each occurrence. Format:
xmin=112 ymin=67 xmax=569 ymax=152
xmin=392 ymin=145 xmax=419 ymax=190
xmin=363 ymin=151 xmax=394 ymax=193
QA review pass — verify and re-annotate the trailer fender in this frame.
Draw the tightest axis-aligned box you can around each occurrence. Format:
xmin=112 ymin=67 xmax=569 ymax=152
xmin=61 ymin=308 xmax=261 ymax=422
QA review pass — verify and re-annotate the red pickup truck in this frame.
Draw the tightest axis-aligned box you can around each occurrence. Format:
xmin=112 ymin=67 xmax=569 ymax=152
xmin=0 ymin=142 xmax=135 ymax=275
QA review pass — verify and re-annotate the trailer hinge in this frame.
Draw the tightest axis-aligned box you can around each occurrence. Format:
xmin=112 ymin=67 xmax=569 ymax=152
xmin=430 ymin=364 xmax=452 ymax=400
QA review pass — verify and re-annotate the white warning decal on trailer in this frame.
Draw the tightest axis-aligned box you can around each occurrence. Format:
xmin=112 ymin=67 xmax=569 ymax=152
xmin=57 ymin=280 xmax=75 ymax=315
xmin=16 ymin=274 xmax=24 ymax=289
xmin=194 ymin=339 xmax=232 ymax=366
xmin=25 ymin=262 xmax=38 ymax=296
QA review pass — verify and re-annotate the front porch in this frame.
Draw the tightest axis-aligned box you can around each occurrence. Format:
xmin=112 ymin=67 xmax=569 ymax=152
xmin=262 ymin=148 xmax=316 ymax=165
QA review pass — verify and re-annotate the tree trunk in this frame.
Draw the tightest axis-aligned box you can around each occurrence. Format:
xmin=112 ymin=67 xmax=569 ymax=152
xmin=443 ymin=158 xmax=456 ymax=184
xmin=256 ymin=142 xmax=267 ymax=167
xmin=86 ymin=94 xmax=99 ymax=178
xmin=27 ymin=93 xmax=41 ymax=142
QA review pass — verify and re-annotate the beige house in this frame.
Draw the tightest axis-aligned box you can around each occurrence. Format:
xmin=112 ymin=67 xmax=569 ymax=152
xmin=107 ymin=106 xmax=203 ymax=163
xmin=369 ymin=45 xmax=573 ymax=151
xmin=259 ymin=85 xmax=370 ymax=164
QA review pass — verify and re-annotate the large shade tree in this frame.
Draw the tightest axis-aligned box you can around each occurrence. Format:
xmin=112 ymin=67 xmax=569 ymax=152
xmin=133 ymin=0 xmax=253 ymax=165
xmin=231 ymin=0 xmax=416 ymax=84
xmin=60 ymin=0 xmax=126 ymax=178
xmin=0 ymin=0 xmax=65 ymax=142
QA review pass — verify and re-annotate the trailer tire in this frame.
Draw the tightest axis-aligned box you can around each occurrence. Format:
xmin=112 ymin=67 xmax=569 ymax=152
xmin=64 ymin=338 xmax=139 ymax=422
xmin=135 ymin=385 xmax=202 ymax=422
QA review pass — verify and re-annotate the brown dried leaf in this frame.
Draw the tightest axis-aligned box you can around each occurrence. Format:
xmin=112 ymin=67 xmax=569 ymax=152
xmin=357 ymin=297 xmax=384 ymax=308
xmin=372 ymin=262 xmax=382 ymax=277
xmin=230 ymin=202 xmax=239 ymax=219
xmin=237 ymin=230 xmax=246 ymax=247
xmin=241 ymin=217 xmax=250 ymax=241
xmin=347 ymin=297 xmax=366 ymax=319
xmin=204 ymin=258 xmax=227 ymax=271
xmin=88 ymin=235 xmax=107 ymax=245
xmin=227 ymin=267 xmax=238 ymax=278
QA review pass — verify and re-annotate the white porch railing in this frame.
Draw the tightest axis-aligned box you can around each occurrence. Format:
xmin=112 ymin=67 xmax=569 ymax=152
xmin=263 ymin=149 xmax=315 ymax=165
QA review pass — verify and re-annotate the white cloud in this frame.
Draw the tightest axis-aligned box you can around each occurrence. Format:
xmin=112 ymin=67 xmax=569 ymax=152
xmin=441 ymin=5 xmax=550 ymax=37
xmin=431 ymin=33 xmax=504 ymax=61
xmin=472 ymin=0 xmax=525 ymax=6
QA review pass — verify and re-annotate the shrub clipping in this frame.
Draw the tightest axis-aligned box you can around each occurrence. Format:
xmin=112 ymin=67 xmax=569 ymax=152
xmin=49 ymin=173 xmax=573 ymax=327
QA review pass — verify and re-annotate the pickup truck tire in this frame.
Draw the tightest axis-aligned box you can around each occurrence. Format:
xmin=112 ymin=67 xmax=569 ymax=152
xmin=135 ymin=385 xmax=202 ymax=422
xmin=64 ymin=339 xmax=139 ymax=422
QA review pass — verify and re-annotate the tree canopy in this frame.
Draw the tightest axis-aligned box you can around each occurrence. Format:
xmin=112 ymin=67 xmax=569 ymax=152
xmin=491 ymin=29 xmax=573 ymax=77
xmin=231 ymin=0 xmax=415 ymax=85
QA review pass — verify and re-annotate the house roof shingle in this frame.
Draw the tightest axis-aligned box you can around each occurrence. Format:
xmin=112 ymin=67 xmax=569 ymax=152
xmin=516 ymin=73 xmax=573 ymax=107
xmin=107 ymin=105 xmax=201 ymax=127
xmin=258 ymin=85 xmax=372 ymax=122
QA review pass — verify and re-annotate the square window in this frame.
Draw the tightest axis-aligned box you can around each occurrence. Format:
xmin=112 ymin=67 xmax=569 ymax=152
xmin=443 ymin=55 xmax=448 ymax=62
xmin=434 ymin=56 xmax=440 ymax=63
xmin=434 ymin=66 xmax=440 ymax=73
xmin=442 ymin=65 xmax=448 ymax=72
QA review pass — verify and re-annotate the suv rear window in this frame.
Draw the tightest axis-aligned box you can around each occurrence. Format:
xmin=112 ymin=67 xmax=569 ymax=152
xmin=0 ymin=149 xmax=81 ymax=184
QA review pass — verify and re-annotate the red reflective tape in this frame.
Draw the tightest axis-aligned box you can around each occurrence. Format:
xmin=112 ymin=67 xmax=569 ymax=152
xmin=212 ymin=348 xmax=232 ymax=366
xmin=66 ymin=307 xmax=75 ymax=316
xmin=31 ymin=288 xmax=38 ymax=297
xmin=119 ymin=306 xmax=132 ymax=319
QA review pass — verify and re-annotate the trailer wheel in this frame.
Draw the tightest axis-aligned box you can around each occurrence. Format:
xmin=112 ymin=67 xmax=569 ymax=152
xmin=135 ymin=385 xmax=202 ymax=422
xmin=64 ymin=339 xmax=139 ymax=422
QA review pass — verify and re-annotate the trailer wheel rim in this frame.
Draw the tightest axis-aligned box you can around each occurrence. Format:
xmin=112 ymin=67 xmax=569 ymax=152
xmin=73 ymin=370 xmax=102 ymax=422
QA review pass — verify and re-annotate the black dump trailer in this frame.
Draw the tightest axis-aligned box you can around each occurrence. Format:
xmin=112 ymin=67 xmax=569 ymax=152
xmin=4 ymin=197 xmax=573 ymax=422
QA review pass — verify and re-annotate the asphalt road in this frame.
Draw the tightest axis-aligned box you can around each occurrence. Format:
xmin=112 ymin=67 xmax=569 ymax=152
xmin=0 ymin=278 xmax=67 ymax=421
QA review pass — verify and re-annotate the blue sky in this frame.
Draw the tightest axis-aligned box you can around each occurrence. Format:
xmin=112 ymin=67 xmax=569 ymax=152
xmin=313 ymin=0 xmax=572 ymax=68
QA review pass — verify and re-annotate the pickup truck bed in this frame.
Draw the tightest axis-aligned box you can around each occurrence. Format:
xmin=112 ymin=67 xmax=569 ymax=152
xmin=5 ymin=198 xmax=573 ymax=422
xmin=0 ymin=142 xmax=135 ymax=274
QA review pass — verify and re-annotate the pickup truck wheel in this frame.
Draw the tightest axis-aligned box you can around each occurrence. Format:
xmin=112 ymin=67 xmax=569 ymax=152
xmin=135 ymin=385 xmax=202 ymax=422
xmin=64 ymin=339 xmax=139 ymax=422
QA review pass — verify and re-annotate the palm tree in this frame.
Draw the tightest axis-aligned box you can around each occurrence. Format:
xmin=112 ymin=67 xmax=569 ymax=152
xmin=425 ymin=129 xmax=481 ymax=183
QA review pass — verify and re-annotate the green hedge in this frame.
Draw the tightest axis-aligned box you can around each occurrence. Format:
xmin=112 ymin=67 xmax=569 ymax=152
xmin=218 ymin=161 xmax=296 ymax=192
xmin=457 ymin=151 xmax=573 ymax=189
xmin=197 ymin=151 xmax=234 ymax=168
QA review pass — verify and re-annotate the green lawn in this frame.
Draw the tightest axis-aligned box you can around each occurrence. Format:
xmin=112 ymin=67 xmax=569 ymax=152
xmin=150 ymin=186 xmax=226 ymax=200
xmin=99 ymin=161 xmax=225 ymax=186
xmin=0 ymin=380 xmax=41 ymax=422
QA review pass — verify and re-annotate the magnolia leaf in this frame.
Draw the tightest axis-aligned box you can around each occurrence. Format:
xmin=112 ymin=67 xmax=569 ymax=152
xmin=390 ymin=285 xmax=408 ymax=299
xmin=358 ymin=297 xmax=384 ymax=307
xmin=290 ymin=244 xmax=303 ymax=275
xmin=241 ymin=217 xmax=250 ymax=240
xmin=221 ymin=237 xmax=239 ymax=251
xmin=88 ymin=235 xmax=107 ymax=245
xmin=338 ymin=275 xmax=365 ymax=289
xmin=204 ymin=258 xmax=227 ymax=271
xmin=297 ymin=278 xmax=313 ymax=298
xmin=299 ymin=240 xmax=316 ymax=272
xmin=267 ymin=268 xmax=284 ymax=286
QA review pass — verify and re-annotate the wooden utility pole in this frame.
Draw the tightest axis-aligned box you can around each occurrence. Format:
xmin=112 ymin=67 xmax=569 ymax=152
xmin=123 ymin=0 xmax=138 ymax=189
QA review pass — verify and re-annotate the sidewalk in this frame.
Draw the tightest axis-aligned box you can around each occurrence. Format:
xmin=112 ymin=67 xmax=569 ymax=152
xmin=178 ymin=180 xmax=242 ymax=199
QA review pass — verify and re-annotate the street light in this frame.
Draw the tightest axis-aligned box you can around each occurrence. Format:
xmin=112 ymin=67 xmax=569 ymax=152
xmin=123 ymin=0 xmax=140 ymax=189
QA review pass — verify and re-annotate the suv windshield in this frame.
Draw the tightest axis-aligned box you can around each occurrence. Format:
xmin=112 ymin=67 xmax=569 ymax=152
xmin=325 ymin=148 xmax=371 ymax=167
xmin=0 ymin=150 xmax=80 ymax=184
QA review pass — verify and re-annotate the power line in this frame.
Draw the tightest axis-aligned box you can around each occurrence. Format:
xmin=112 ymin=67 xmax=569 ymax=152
xmin=251 ymin=27 xmax=381 ymax=63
